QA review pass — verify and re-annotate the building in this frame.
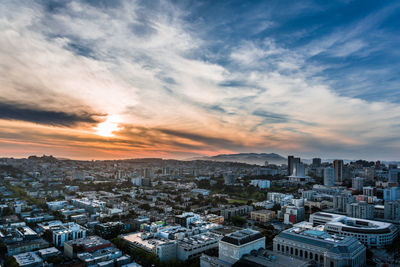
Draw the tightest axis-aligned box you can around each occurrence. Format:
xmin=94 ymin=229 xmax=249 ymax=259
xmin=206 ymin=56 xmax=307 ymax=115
xmin=333 ymin=193 xmax=355 ymax=212
xmin=177 ymin=232 xmax=221 ymax=261
xmin=388 ymin=169 xmax=400 ymax=183
xmin=250 ymin=179 xmax=270 ymax=189
xmin=220 ymin=205 xmax=253 ymax=220
xmin=41 ymin=221 xmax=87 ymax=247
xmin=122 ymin=232 xmax=177 ymax=262
xmin=384 ymin=187 xmax=400 ymax=201
xmin=64 ymin=235 xmax=112 ymax=258
xmin=224 ymin=173 xmax=236 ymax=185
xmin=384 ymin=200 xmax=400 ymax=221
xmin=324 ymin=167 xmax=335 ymax=187
xmin=218 ymin=229 xmax=265 ymax=264
xmin=362 ymin=186 xmax=374 ymax=197
xmin=250 ymin=210 xmax=276 ymax=223
xmin=288 ymin=156 xmax=300 ymax=176
xmin=312 ymin=158 xmax=322 ymax=167
xmin=71 ymin=198 xmax=105 ymax=214
xmin=13 ymin=252 xmax=43 ymax=267
xmin=346 ymin=202 xmax=374 ymax=219
xmin=333 ymin=160 xmax=344 ymax=185
xmin=204 ymin=214 xmax=224 ymax=224
xmin=273 ymin=227 xmax=366 ymax=267
xmin=267 ymin=192 xmax=293 ymax=206
xmin=283 ymin=205 xmax=305 ymax=225
xmin=310 ymin=212 xmax=398 ymax=248
xmin=352 ymin=177 xmax=364 ymax=193
xmin=175 ymin=212 xmax=200 ymax=228
xmin=95 ymin=222 xmax=125 ymax=240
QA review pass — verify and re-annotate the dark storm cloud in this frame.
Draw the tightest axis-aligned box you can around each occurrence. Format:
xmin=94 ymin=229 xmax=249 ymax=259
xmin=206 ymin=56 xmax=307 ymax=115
xmin=0 ymin=101 xmax=102 ymax=126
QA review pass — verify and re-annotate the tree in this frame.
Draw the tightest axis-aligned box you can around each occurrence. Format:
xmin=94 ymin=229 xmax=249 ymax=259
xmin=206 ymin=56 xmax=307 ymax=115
xmin=4 ymin=256 xmax=18 ymax=267
xmin=231 ymin=216 xmax=247 ymax=226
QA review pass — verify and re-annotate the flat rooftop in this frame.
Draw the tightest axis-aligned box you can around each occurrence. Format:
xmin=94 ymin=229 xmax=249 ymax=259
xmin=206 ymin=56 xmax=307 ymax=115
xmin=122 ymin=233 xmax=172 ymax=251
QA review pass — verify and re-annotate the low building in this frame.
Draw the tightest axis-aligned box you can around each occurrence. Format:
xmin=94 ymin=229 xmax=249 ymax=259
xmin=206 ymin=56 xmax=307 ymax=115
xmin=64 ymin=235 xmax=112 ymax=259
xmin=95 ymin=221 xmax=125 ymax=239
xmin=175 ymin=212 xmax=200 ymax=228
xmin=220 ymin=205 xmax=253 ymax=220
xmin=250 ymin=210 xmax=276 ymax=223
xmin=177 ymin=232 xmax=221 ymax=261
xmin=13 ymin=252 xmax=43 ymax=267
xmin=273 ymin=227 xmax=366 ymax=267
xmin=218 ymin=229 xmax=265 ymax=264
xmin=122 ymin=232 xmax=177 ymax=262
xmin=41 ymin=221 xmax=87 ymax=247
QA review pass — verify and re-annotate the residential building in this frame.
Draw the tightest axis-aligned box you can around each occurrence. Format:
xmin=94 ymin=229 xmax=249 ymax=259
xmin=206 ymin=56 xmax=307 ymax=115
xmin=333 ymin=160 xmax=344 ymax=185
xmin=250 ymin=210 xmax=276 ymax=223
xmin=324 ymin=167 xmax=335 ymax=187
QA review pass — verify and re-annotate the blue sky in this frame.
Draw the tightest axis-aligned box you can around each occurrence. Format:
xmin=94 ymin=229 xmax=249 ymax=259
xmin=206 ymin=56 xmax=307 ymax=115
xmin=0 ymin=0 xmax=399 ymax=160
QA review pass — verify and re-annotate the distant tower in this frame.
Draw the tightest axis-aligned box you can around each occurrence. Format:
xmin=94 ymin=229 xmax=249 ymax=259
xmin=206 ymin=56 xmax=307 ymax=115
xmin=312 ymin=158 xmax=321 ymax=167
xmin=324 ymin=167 xmax=335 ymax=187
xmin=333 ymin=160 xmax=344 ymax=185
xmin=288 ymin=156 xmax=300 ymax=176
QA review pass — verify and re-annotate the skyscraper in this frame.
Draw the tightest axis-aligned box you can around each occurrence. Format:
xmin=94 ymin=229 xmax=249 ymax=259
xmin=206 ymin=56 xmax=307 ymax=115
xmin=287 ymin=156 xmax=300 ymax=176
xmin=324 ymin=167 xmax=335 ymax=187
xmin=333 ymin=159 xmax=344 ymax=185
xmin=312 ymin=158 xmax=321 ymax=167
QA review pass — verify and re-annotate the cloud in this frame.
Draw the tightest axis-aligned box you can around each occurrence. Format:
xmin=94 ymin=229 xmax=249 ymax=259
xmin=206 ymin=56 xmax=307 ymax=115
xmin=0 ymin=101 xmax=102 ymax=126
xmin=0 ymin=0 xmax=400 ymax=160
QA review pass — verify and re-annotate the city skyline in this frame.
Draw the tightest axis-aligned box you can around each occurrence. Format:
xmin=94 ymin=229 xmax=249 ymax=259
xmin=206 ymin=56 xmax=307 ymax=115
xmin=1 ymin=0 xmax=400 ymax=160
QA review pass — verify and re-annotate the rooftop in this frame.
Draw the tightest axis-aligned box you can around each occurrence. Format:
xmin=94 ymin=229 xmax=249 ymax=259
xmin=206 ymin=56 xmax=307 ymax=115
xmin=221 ymin=229 xmax=264 ymax=246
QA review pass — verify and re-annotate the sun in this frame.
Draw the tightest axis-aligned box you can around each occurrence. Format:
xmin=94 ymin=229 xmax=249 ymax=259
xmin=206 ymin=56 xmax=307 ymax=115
xmin=95 ymin=116 xmax=120 ymax=137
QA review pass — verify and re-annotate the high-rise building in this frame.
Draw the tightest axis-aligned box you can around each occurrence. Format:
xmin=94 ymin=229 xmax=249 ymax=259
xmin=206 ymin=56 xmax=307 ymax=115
xmin=384 ymin=201 xmax=400 ymax=221
xmin=362 ymin=186 xmax=374 ymax=197
xmin=388 ymin=169 xmax=400 ymax=183
xmin=384 ymin=187 xmax=400 ymax=201
xmin=333 ymin=160 xmax=344 ymax=185
xmin=288 ymin=156 xmax=300 ymax=176
xmin=312 ymin=158 xmax=322 ymax=167
xmin=324 ymin=167 xmax=335 ymax=187
xmin=333 ymin=193 xmax=355 ymax=212
xmin=352 ymin=177 xmax=364 ymax=193
xmin=346 ymin=202 xmax=374 ymax=219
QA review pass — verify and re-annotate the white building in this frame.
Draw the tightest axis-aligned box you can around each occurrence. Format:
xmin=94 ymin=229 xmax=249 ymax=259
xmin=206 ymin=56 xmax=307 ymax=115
xmin=218 ymin=229 xmax=265 ymax=264
xmin=310 ymin=212 xmax=398 ymax=248
xmin=41 ymin=221 xmax=87 ymax=247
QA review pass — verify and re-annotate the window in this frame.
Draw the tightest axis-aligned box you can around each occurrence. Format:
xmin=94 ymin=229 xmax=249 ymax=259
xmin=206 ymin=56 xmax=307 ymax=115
xmin=300 ymin=250 xmax=303 ymax=257
xmin=310 ymin=252 xmax=313 ymax=260
xmin=295 ymin=249 xmax=298 ymax=256
xmin=305 ymin=251 xmax=308 ymax=259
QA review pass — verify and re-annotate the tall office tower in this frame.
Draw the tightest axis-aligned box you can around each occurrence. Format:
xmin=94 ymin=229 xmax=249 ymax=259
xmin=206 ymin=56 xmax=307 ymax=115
xmin=288 ymin=156 xmax=294 ymax=175
xmin=333 ymin=159 xmax=344 ymax=185
xmin=352 ymin=177 xmax=364 ymax=193
xmin=288 ymin=156 xmax=300 ymax=176
xmin=324 ymin=167 xmax=335 ymax=187
xmin=312 ymin=158 xmax=322 ymax=167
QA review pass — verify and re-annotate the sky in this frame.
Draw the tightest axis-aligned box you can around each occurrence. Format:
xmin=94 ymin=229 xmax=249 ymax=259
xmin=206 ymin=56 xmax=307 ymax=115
xmin=1 ymin=0 xmax=400 ymax=161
